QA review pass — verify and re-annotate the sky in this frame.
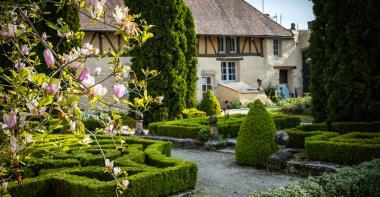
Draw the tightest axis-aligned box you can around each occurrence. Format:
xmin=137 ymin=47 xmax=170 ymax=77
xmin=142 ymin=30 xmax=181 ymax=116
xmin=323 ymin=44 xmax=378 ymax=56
xmin=246 ymin=0 xmax=315 ymax=30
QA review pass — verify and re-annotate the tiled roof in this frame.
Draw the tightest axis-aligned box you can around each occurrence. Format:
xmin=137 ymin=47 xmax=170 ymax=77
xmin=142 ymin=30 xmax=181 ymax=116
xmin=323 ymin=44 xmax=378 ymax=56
xmin=185 ymin=0 xmax=293 ymax=37
xmin=80 ymin=0 xmax=293 ymax=38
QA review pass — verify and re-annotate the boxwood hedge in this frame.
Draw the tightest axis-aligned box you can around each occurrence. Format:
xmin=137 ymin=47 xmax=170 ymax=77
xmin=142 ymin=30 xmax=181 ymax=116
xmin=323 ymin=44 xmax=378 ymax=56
xmin=7 ymin=134 xmax=197 ymax=197
xmin=305 ymin=132 xmax=380 ymax=164
xmin=148 ymin=114 xmax=301 ymax=139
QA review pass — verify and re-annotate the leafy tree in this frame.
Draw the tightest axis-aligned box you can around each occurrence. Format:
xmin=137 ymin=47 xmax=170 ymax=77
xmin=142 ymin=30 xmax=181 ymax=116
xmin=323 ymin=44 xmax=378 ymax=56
xmin=310 ymin=0 xmax=380 ymax=122
xmin=125 ymin=0 xmax=198 ymax=122
xmin=235 ymin=100 xmax=277 ymax=167
xmin=199 ymin=90 xmax=221 ymax=116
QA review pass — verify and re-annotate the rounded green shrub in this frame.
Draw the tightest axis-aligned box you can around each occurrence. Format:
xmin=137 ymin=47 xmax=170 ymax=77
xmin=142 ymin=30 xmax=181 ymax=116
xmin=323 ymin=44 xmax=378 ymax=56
xmin=235 ymin=100 xmax=277 ymax=166
xmin=199 ymin=90 xmax=221 ymax=116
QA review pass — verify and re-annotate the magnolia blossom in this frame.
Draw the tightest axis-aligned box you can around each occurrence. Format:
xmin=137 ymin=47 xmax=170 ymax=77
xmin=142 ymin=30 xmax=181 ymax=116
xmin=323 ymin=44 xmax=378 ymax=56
xmin=93 ymin=84 xmax=108 ymax=97
xmin=15 ymin=62 xmax=25 ymax=70
xmin=120 ymin=179 xmax=129 ymax=190
xmin=2 ymin=181 xmax=8 ymax=190
xmin=82 ymin=76 xmax=95 ymax=88
xmin=105 ymin=159 xmax=114 ymax=171
xmin=113 ymin=84 xmax=125 ymax=99
xmin=4 ymin=112 xmax=17 ymax=129
xmin=89 ymin=0 xmax=107 ymax=20
xmin=78 ymin=68 xmax=90 ymax=82
xmin=120 ymin=125 xmax=131 ymax=135
xmin=73 ymin=102 xmax=78 ymax=110
xmin=80 ymin=43 xmax=98 ymax=56
xmin=41 ymin=32 xmax=48 ymax=41
xmin=113 ymin=166 xmax=121 ymax=176
xmin=21 ymin=44 xmax=30 ymax=55
xmin=104 ymin=124 xmax=116 ymax=136
xmin=94 ymin=67 xmax=102 ymax=76
xmin=158 ymin=96 xmax=164 ymax=104
xmin=81 ymin=136 xmax=92 ymax=145
xmin=113 ymin=5 xmax=129 ymax=24
xmin=42 ymin=82 xmax=60 ymax=95
xmin=44 ymin=48 xmax=55 ymax=67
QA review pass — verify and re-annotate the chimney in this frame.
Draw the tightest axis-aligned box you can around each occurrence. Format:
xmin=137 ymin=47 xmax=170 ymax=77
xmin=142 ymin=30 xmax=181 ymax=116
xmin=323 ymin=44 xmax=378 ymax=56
xmin=291 ymin=23 xmax=296 ymax=30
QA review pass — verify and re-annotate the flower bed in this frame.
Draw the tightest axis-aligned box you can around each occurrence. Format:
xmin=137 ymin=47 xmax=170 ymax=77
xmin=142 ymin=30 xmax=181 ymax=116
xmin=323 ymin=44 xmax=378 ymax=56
xmin=253 ymin=158 xmax=380 ymax=197
xmin=7 ymin=135 xmax=197 ymax=197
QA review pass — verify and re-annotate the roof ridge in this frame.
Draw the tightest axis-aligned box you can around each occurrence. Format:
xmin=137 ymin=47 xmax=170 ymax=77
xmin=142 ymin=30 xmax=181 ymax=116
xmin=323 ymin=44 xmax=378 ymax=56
xmin=239 ymin=0 xmax=293 ymax=37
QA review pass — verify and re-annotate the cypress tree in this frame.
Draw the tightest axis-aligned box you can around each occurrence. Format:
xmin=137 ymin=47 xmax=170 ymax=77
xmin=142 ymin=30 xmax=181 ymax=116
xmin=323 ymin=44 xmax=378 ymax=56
xmin=310 ymin=0 xmax=380 ymax=122
xmin=125 ymin=0 xmax=198 ymax=122
xmin=309 ymin=0 xmax=328 ymax=123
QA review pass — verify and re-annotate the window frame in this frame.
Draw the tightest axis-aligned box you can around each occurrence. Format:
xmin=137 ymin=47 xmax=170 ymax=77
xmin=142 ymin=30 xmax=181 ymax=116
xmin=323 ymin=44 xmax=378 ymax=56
xmin=221 ymin=61 xmax=237 ymax=82
xmin=218 ymin=36 xmax=226 ymax=54
xmin=273 ymin=39 xmax=280 ymax=57
xmin=202 ymin=76 xmax=214 ymax=94
xmin=229 ymin=37 xmax=237 ymax=53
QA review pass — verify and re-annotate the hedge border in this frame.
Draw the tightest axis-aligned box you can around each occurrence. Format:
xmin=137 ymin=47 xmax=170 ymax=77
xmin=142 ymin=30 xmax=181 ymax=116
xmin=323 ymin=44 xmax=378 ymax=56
xmin=7 ymin=135 xmax=197 ymax=197
xmin=305 ymin=132 xmax=380 ymax=164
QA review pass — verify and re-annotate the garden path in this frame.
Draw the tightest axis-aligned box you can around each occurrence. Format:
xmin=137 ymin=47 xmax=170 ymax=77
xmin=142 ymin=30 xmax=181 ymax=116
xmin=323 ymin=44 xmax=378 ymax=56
xmin=172 ymin=148 xmax=303 ymax=197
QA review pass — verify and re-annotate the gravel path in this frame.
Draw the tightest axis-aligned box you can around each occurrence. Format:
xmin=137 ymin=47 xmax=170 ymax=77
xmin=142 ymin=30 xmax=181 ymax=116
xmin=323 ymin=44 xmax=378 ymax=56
xmin=172 ymin=149 xmax=303 ymax=197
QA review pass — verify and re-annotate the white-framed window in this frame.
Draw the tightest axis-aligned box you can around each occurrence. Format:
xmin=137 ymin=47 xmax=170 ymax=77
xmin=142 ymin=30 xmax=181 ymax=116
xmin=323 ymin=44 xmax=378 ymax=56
xmin=202 ymin=76 xmax=213 ymax=94
xmin=273 ymin=39 xmax=281 ymax=56
xmin=230 ymin=37 xmax=237 ymax=53
xmin=218 ymin=36 xmax=226 ymax=54
xmin=221 ymin=62 xmax=236 ymax=82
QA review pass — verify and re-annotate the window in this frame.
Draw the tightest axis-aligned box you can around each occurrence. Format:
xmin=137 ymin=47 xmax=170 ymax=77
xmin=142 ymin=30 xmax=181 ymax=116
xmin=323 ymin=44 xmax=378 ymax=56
xmin=202 ymin=76 xmax=213 ymax=94
xmin=279 ymin=69 xmax=288 ymax=83
xmin=230 ymin=37 xmax=237 ymax=53
xmin=273 ymin=39 xmax=281 ymax=56
xmin=221 ymin=62 xmax=236 ymax=82
xmin=218 ymin=36 xmax=226 ymax=54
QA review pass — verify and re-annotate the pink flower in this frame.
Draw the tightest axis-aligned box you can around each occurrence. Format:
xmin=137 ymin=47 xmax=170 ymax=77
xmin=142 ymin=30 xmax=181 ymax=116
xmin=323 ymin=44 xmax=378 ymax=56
xmin=4 ymin=112 xmax=17 ymax=129
xmin=78 ymin=68 xmax=90 ymax=82
xmin=43 ymin=48 xmax=55 ymax=67
xmin=21 ymin=44 xmax=30 ymax=55
xmin=42 ymin=82 xmax=60 ymax=95
xmin=94 ymin=67 xmax=102 ymax=76
xmin=120 ymin=179 xmax=129 ymax=190
xmin=94 ymin=84 xmax=107 ymax=97
xmin=113 ymin=167 xmax=121 ymax=176
xmin=105 ymin=159 xmax=114 ymax=171
xmin=113 ymin=84 xmax=125 ymax=99
xmin=16 ymin=62 xmax=25 ymax=70
xmin=70 ymin=62 xmax=80 ymax=69
xmin=82 ymin=76 xmax=95 ymax=88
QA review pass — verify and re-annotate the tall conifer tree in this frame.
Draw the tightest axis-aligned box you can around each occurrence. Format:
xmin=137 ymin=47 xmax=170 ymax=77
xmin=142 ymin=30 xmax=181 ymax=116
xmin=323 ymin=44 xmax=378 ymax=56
xmin=125 ymin=0 xmax=198 ymax=121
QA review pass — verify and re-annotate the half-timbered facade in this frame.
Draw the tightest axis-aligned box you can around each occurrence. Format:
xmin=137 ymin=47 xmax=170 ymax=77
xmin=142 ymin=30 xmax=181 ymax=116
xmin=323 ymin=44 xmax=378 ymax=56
xmin=80 ymin=0 xmax=306 ymax=105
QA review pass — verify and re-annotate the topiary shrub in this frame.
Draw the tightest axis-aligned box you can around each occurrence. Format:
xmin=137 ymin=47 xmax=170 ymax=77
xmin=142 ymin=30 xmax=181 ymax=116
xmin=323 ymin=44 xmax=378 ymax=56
xmin=199 ymin=90 xmax=221 ymax=116
xmin=182 ymin=108 xmax=206 ymax=119
xmin=235 ymin=100 xmax=277 ymax=167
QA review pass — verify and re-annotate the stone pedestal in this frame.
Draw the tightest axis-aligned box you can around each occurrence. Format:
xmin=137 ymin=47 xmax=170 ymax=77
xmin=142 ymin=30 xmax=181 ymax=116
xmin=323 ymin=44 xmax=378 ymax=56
xmin=209 ymin=115 xmax=218 ymax=141
xmin=134 ymin=112 xmax=145 ymax=136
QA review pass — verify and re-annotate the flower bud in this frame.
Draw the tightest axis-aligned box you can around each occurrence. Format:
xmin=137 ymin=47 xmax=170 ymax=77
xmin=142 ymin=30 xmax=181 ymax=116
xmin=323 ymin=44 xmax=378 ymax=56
xmin=43 ymin=48 xmax=55 ymax=67
xmin=113 ymin=84 xmax=125 ymax=99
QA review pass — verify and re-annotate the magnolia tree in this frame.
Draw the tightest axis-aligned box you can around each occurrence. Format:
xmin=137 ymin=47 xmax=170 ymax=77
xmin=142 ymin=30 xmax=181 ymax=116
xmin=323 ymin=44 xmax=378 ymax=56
xmin=0 ymin=0 xmax=160 ymax=195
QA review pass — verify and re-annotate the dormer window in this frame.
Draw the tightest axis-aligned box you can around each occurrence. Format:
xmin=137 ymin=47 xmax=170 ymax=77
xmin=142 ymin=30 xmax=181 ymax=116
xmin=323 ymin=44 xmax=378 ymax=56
xmin=230 ymin=37 xmax=237 ymax=53
xmin=218 ymin=36 xmax=226 ymax=54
